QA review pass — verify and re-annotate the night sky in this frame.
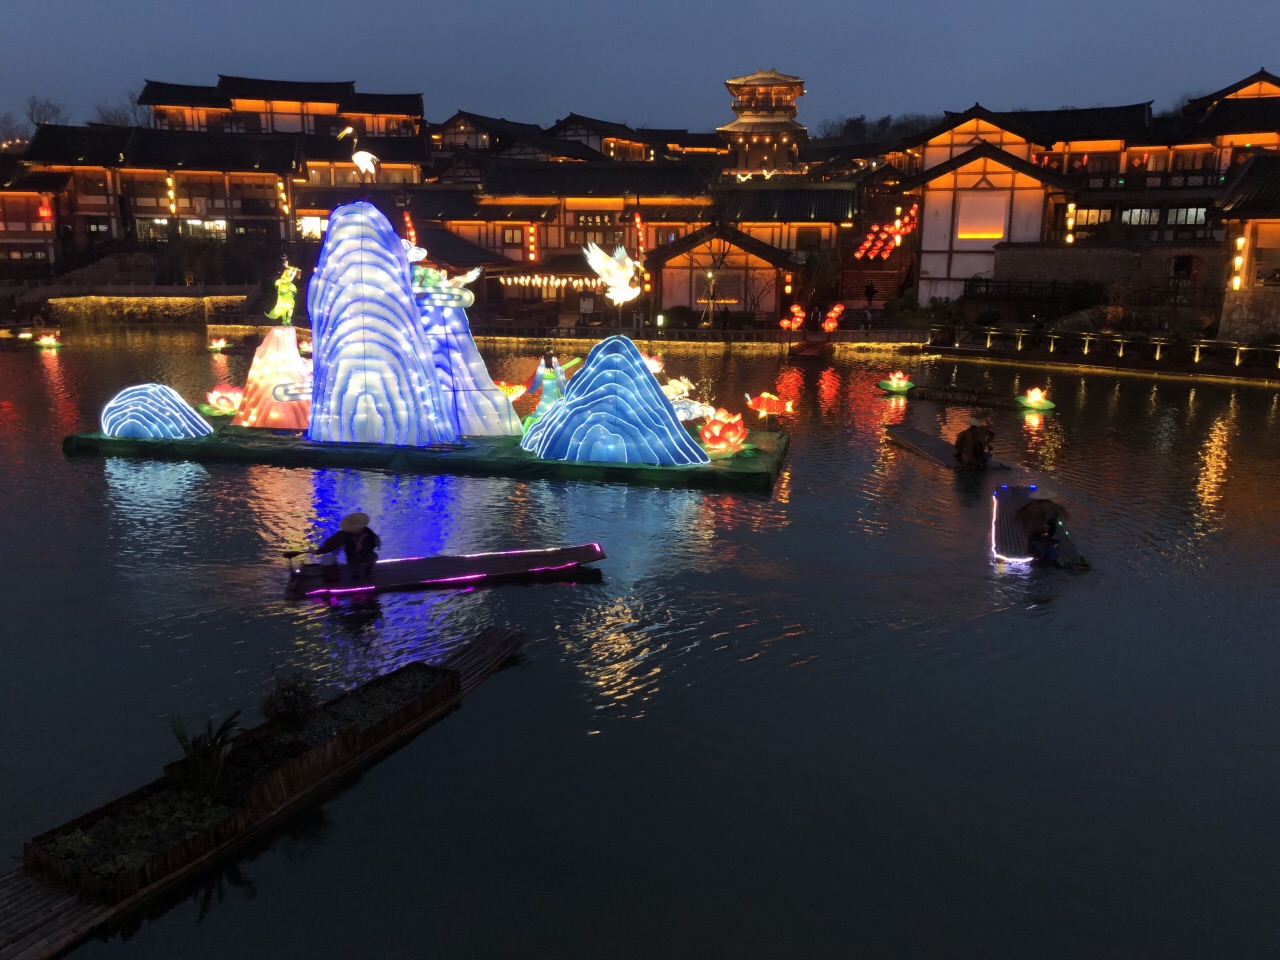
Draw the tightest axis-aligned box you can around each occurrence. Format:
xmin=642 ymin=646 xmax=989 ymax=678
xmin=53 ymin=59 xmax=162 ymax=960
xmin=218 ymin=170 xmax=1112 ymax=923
xmin=4 ymin=0 xmax=1279 ymax=130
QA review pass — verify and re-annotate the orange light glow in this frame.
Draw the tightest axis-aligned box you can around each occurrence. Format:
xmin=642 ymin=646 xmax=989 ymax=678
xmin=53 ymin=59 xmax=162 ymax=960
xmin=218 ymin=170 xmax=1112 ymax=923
xmin=699 ymin=408 xmax=748 ymax=453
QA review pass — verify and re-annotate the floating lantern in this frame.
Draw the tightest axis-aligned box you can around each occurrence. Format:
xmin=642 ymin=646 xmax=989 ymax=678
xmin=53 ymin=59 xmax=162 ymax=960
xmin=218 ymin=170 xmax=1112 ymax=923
xmin=877 ymin=370 xmax=915 ymax=393
xmin=198 ymin=383 xmax=244 ymax=416
xmin=17 ymin=331 xmax=33 ymax=340
xmin=36 ymin=333 xmax=61 ymax=349
xmin=1016 ymin=386 xmax=1056 ymax=410
xmin=745 ymin=392 xmax=793 ymax=417
xmin=208 ymin=338 xmax=228 ymax=352
xmin=700 ymin=408 xmax=748 ymax=454
xmin=641 ymin=351 xmax=664 ymax=375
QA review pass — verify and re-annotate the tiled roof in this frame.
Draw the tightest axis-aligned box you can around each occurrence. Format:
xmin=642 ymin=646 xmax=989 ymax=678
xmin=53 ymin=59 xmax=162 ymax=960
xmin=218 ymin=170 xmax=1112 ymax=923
xmin=1190 ymin=98 xmax=1280 ymax=137
xmin=725 ymin=69 xmax=804 ymax=87
xmin=483 ymin=161 xmax=711 ymax=197
xmin=893 ymin=104 xmax=1054 ymax=151
xmin=301 ymin=134 xmax=429 ymax=164
xmin=623 ymin=203 xmax=712 ymax=222
xmin=1218 ymin=152 xmax=1280 ymax=218
xmin=442 ymin=111 xmax=545 ymax=138
xmin=0 ymin=157 xmax=71 ymax=193
xmin=139 ymin=78 xmax=423 ymax=116
xmin=23 ymin=124 xmax=133 ymax=167
xmin=715 ymin=185 xmax=859 ymax=222
xmin=416 ymin=225 xmax=512 ymax=268
xmin=639 ymin=129 xmax=724 ymax=150
xmin=138 ymin=81 xmax=231 ymax=108
xmin=716 ymin=117 xmax=806 ymax=135
xmin=125 ymin=129 xmax=302 ymax=174
xmin=394 ymin=187 xmax=559 ymax=222
xmin=897 ymin=141 xmax=1074 ymax=191
xmin=216 ymin=75 xmax=356 ymax=102
xmin=1000 ymin=103 xmax=1152 ymax=143
xmin=24 ymin=124 xmax=302 ymax=174
xmin=546 ymin=113 xmax=646 ymax=143
xmin=1184 ymin=69 xmax=1280 ymax=113
xmin=492 ymin=136 xmax=607 ymax=162
xmin=645 ymin=221 xmax=806 ymax=269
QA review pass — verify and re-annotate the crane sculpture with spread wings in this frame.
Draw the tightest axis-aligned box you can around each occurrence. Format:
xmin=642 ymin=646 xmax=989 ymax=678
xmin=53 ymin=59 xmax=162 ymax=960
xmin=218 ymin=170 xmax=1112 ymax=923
xmin=583 ymin=243 xmax=641 ymax=305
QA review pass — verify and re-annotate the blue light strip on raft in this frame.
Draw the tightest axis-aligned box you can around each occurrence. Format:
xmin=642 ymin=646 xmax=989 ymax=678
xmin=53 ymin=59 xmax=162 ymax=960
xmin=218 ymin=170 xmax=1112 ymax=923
xmin=101 ymin=384 xmax=213 ymax=440
xmin=521 ymin=335 xmax=709 ymax=465
xmin=306 ymin=201 xmax=457 ymax=447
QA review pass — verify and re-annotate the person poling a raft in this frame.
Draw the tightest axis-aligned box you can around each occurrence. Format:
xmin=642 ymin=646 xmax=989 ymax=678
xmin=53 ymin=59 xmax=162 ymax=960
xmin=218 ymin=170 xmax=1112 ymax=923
xmin=954 ymin=417 xmax=995 ymax=468
xmin=312 ymin=512 xmax=381 ymax=580
xmin=1015 ymin=492 xmax=1070 ymax=566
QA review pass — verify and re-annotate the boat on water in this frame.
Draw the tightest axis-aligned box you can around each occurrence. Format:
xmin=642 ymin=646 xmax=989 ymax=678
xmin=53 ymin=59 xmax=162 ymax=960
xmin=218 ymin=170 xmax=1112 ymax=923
xmin=286 ymin=542 xmax=606 ymax=599
xmin=885 ymin=424 xmax=1011 ymax=471
xmin=990 ymin=485 xmax=1087 ymax=569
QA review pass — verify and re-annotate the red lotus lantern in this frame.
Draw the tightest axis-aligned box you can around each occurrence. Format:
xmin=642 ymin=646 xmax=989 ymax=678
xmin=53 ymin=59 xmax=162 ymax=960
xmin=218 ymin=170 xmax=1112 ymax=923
xmin=699 ymin=407 xmax=748 ymax=453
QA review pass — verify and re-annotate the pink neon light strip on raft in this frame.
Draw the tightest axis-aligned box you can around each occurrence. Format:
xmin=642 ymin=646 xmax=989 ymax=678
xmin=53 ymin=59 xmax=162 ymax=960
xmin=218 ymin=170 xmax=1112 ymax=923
xmin=303 ymin=561 xmax=589 ymax=597
xmin=365 ymin=543 xmax=605 ymax=566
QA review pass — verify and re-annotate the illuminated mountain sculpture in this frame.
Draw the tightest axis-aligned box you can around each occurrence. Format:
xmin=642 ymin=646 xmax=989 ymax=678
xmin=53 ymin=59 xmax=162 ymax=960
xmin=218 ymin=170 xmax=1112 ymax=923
xmin=101 ymin=384 xmax=213 ymax=439
xmin=521 ymin=335 xmax=709 ymax=465
xmin=231 ymin=325 xmax=313 ymax=430
xmin=306 ymin=202 xmax=457 ymax=447
xmin=415 ymin=271 xmax=522 ymax=437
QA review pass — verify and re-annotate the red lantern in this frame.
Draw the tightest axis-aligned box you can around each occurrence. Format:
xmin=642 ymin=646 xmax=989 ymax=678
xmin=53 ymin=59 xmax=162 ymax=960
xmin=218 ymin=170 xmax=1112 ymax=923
xmin=37 ymin=204 xmax=52 ymax=219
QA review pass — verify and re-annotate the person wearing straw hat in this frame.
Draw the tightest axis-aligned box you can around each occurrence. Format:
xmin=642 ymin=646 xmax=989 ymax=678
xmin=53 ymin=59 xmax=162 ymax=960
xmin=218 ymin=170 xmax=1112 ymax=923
xmin=316 ymin=512 xmax=381 ymax=580
xmin=954 ymin=417 xmax=995 ymax=468
xmin=1017 ymin=489 xmax=1070 ymax=564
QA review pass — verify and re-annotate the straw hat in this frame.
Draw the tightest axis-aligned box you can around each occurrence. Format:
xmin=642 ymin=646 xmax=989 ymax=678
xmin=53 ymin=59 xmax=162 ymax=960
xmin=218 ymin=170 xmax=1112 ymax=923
xmin=340 ymin=512 xmax=370 ymax=533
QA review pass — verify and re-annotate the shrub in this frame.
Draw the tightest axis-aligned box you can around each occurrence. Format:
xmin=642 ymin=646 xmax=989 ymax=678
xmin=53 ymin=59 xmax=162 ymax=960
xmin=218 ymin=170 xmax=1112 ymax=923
xmin=261 ymin=673 xmax=319 ymax=729
xmin=171 ymin=711 xmax=242 ymax=798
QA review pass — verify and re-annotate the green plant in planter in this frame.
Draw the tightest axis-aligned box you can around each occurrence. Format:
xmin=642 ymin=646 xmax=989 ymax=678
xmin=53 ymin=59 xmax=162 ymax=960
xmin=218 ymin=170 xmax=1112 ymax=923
xmin=171 ymin=710 xmax=242 ymax=799
xmin=261 ymin=673 xmax=319 ymax=729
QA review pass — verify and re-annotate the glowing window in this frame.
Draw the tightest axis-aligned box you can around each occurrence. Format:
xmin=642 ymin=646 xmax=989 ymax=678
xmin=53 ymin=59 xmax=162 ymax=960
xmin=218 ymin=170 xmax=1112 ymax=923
xmin=956 ymin=193 xmax=1008 ymax=240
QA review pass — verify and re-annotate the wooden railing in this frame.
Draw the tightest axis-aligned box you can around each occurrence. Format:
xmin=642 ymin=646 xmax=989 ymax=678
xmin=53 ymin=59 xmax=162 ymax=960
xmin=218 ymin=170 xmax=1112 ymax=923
xmin=929 ymin=324 xmax=1280 ymax=370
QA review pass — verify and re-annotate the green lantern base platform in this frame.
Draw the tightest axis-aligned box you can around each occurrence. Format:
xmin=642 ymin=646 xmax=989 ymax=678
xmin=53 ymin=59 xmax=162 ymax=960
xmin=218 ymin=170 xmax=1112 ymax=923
xmin=877 ymin=380 xmax=914 ymax=393
xmin=63 ymin=428 xmax=790 ymax=494
xmin=1015 ymin=397 xmax=1057 ymax=410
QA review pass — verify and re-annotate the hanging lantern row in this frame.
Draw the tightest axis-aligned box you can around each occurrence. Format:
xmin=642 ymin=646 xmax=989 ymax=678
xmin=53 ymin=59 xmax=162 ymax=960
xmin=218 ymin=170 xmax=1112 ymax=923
xmin=853 ymin=202 xmax=920 ymax=261
xmin=500 ymin=275 xmax=603 ymax=290
xmin=821 ymin=303 xmax=844 ymax=333
xmin=779 ymin=303 xmax=805 ymax=332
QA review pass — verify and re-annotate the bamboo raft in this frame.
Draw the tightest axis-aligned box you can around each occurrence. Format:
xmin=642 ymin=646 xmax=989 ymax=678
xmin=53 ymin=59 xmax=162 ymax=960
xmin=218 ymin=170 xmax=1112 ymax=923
xmin=885 ymin=424 xmax=1011 ymax=471
xmin=286 ymin=543 xmax=606 ymax=600
xmin=991 ymin=484 xmax=1087 ymax=568
xmin=0 ymin=626 xmax=525 ymax=960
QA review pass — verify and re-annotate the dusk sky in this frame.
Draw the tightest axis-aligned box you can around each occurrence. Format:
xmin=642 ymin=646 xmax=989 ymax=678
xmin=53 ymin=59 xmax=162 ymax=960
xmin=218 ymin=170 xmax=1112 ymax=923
xmin=4 ymin=0 xmax=1279 ymax=130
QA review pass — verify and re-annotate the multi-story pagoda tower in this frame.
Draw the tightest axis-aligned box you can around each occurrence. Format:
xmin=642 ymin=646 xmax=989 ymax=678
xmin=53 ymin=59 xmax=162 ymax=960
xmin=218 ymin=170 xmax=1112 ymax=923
xmin=717 ymin=69 xmax=807 ymax=176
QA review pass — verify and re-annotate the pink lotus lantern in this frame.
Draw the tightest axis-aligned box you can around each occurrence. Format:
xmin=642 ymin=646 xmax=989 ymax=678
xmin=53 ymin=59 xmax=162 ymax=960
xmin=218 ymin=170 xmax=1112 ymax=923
xmin=208 ymin=338 xmax=228 ymax=352
xmin=206 ymin=384 xmax=244 ymax=413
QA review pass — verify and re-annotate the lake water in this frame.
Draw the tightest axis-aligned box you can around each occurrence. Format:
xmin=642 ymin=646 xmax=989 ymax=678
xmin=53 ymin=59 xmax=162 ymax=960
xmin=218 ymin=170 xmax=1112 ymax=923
xmin=3 ymin=327 xmax=1279 ymax=959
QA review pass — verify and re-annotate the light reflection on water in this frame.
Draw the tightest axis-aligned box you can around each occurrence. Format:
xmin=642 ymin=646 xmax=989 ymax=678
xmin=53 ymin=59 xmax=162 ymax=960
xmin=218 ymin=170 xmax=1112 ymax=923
xmin=3 ymin=330 xmax=1280 ymax=958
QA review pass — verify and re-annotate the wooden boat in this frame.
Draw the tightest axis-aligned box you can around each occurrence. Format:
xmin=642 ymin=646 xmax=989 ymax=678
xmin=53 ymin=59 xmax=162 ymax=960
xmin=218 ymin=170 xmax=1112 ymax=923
xmin=990 ymin=485 xmax=1087 ymax=568
xmin=885 ymin=424 xmax=1011 ymax=471
xmin=286 ymin=542 xmax=605 ymax=599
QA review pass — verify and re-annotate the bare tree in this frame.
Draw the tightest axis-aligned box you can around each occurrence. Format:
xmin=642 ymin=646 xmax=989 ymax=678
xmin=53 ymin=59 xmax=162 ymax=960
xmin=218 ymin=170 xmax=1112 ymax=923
xmin=0 ymin=111 xmax=30 ymax=150
xmin=25 ymin=95 xmax=68 ymax=127
xmin=740 ymin=271 xmax=776 ymax=318
xmin=93 ymin=89 xmax=151 ymax=127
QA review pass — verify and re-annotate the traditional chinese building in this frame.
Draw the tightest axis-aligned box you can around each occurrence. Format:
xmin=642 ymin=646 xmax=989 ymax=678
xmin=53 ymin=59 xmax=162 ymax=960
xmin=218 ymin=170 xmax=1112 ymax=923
xmin=717 ymin=69 xmax=808 ymax=178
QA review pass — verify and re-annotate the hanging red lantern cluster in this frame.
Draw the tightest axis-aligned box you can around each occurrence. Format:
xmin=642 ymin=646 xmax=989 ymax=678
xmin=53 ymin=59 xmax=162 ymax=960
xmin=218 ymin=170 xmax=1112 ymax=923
xmin=779 ymin=303 xmax=805 ymax=331
xmin=853 ymin=203 xmax=920 ymax=260
xmin=402 ymin=211 xmax=417 ymax=246
xmin=822 ymin=303 xmax=844 ymax=333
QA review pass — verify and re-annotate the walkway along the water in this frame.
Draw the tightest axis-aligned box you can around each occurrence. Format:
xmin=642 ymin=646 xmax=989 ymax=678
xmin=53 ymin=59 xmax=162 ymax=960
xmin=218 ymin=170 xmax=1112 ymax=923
xmin=0 ymin=626 xmax=525 ymax=960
